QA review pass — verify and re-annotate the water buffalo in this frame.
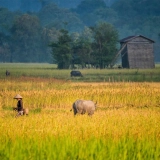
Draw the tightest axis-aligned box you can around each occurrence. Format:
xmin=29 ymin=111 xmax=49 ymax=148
xmin=72 ymin=100 xmax=97 ymax=116
xmin=6 ymin=70 xmax=10 ymax=76
xmin=70 ymin=71 xmax=83 ymax=77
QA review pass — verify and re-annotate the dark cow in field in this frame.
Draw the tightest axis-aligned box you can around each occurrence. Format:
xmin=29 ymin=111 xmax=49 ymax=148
xmin=6 ymin=70 xmax=10 ymax=76
xmin=72 ymin=100 xmax=97 ymax=116
xmin=70 ymin=71 xmax=83 ymax=77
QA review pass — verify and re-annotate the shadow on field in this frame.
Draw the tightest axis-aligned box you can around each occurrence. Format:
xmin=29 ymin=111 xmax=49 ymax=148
xmin=30 ymin=108 xmax=42 ymax=114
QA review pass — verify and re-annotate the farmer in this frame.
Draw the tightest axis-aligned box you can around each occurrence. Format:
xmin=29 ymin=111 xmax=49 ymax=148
xmin=14 ymin=94 xmax=23 ymax=117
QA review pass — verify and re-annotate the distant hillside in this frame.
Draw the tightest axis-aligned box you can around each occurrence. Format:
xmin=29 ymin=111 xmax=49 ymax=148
xmin=0 ymin=0 xmax=118 ymax=12
xmin=0 ymin=0 xmax=160 ymax=62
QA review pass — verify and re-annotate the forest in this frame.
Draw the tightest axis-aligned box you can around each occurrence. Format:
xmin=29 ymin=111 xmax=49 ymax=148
xmin=0 ymin=0 xmax=160 ymax=66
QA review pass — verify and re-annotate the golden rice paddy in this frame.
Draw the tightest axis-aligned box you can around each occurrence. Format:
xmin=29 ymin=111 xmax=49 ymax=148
xmin=0 ymin=76 xmax=160 ymax=159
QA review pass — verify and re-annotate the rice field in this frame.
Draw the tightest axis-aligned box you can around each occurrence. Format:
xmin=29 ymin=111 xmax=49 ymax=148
xmin=0 ymin=63 xmax=160 ymax=160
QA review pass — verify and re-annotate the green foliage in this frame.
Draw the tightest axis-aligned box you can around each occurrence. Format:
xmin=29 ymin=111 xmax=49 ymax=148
xmin=0 ymin=8 xmax=20 ymax=33
xmin=74 ymin=0 xmax=117 ymax=26
xmin=10 ymin=14 xmax=43 ymax=62
xmin=91 ymin=22 xmax=119 ymax=68
xmin=94 ymin=7 xmax=118 ymax=24
xmin=1 ymin=63 xmax=160 ymax=82
xmin=0 ymin=32 xmax=10 ymax=62
xmin=38 ymin=3 xmax=84 ymax=32
xmin=50 ymin=29 xmax=72 ymax=69
xmin=76 ymin=0 xmax=106 ymax=14
xmin=0 ymin=136 xmax=159 ymax=160
xmin=71 ymin=29 xmax=93 ymax=68
xmin=50 ymin=24 xmax=118 ymax=69
xmin=0 ymin=0 xmax=160 ymax=63
xmin=10 ymin=14 xmax=54 ymax=63
xmin=32 ymin=108 xmax=42 ymax=114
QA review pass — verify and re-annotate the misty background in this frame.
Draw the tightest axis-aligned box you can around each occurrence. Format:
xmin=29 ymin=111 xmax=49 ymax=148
xmin=0 ymin=0 xmax=160 ymax=63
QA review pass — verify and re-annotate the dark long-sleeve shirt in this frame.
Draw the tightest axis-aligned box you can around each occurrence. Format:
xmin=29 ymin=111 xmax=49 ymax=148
xmin=17 ymin=99 xmax=23 ymax=111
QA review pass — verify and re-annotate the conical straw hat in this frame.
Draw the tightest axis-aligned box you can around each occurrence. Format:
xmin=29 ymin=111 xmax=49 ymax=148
xmin=14 ymin=94 xmax=23 ymax=99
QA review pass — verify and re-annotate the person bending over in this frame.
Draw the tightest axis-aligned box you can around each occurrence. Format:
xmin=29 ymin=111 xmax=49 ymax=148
xmin=14 ymin=94 xmax=23 ymax=117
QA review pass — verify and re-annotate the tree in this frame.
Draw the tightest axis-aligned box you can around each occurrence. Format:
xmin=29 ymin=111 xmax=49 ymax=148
xmin=41 ymin=27 xmax=60 ymax=46
xmin=71 ymin=27 xmax=93 ymax=68
xmin=20 ymin=0 xmax=41 ymax=12
xmin=38 ymin=3 xmax=84 ymax=32
xmin=0 ymin=8 xmax=21 ymax=34
xmin=49 ymin=29 xmax=72 ymax=69
xmin=91 ymin=22 xmax=118 ymax=68
xmin=0 ymin=32 xmax=10 ymax=62
xmin=75 ymin=0 xmax=106 ymax=14
xmin=10 ymin=14 xmax=44 ymax=62
xmin=74 ymin=0 xmax=107 ymax=26
xmin=39 ymin=0 xmax=53 ymax=7
xmin=72 ymin=38 xmax=92 ymax=68
xmin=0 ymin=8 xmax=21 ymax=62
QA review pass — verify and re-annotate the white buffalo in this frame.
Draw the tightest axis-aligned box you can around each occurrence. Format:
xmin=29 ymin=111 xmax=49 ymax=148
xmin=72 ymin=100 xmax=97 ymax=116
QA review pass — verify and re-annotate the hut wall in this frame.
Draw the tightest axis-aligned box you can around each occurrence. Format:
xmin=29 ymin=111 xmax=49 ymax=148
xmin=121 ymin=45 xmax=129 ymax=68
xmin=126 ymin=37 xmax=155 ymax=69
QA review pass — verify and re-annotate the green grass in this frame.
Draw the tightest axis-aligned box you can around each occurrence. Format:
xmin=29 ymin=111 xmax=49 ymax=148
xmin=0 ymin=136 xmax=159 ymax=160
xmin=1 ymin=63 xmax=160 ymax=82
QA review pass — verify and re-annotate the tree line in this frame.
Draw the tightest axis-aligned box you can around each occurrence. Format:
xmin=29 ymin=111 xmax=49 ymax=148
xmin=0 ymin=0 xmax=160 ymax=65
xmin=50 ymin=22 xmax=118 ymax=69
xmin=0 ymin=0 xmax=117 ymax=11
